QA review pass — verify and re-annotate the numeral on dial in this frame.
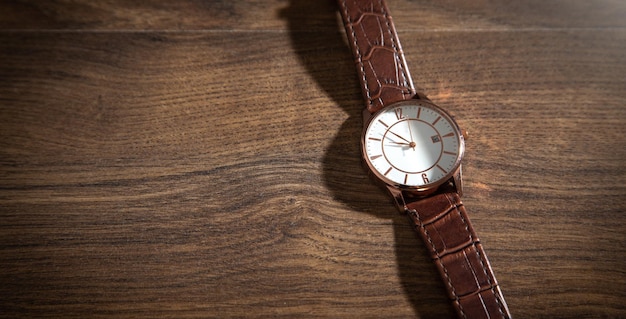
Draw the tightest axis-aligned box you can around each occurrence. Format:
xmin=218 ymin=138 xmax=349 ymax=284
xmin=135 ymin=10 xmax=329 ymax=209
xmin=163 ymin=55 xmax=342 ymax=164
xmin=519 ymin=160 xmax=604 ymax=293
xmin=422 ymin=173 xmax=430 ymax=184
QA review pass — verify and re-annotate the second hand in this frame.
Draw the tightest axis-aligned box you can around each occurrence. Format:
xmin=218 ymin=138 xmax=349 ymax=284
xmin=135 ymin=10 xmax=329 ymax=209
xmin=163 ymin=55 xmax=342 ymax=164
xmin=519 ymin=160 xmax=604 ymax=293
xmin=406 ymin=119 xmax=417 ymax=150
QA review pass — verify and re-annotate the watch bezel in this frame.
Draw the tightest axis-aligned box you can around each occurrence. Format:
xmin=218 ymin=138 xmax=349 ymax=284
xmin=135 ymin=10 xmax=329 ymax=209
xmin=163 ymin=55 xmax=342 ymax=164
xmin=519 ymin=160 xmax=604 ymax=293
xmin=361 ymin=99 xmax=465 ymax=193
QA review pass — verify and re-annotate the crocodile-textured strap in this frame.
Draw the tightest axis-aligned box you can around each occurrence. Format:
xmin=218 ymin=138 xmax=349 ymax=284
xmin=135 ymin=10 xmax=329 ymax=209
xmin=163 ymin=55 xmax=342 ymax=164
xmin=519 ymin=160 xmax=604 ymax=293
xmin=406 ymin=193 xmax=512 ymax=319
xmin=338 ymin=0 xmax=416 ymax=114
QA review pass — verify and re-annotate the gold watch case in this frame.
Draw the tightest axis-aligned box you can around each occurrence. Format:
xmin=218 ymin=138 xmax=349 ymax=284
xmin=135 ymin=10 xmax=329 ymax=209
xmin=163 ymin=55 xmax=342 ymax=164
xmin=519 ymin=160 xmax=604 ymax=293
xmin=360 ymin=99 xmax=466 ymax=210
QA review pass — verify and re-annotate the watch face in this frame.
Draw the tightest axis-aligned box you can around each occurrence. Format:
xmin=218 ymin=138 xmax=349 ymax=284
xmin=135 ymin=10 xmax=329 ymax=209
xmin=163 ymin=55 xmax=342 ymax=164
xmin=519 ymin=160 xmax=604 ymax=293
xmin=362 ymin=100 xmax=464 ymax=189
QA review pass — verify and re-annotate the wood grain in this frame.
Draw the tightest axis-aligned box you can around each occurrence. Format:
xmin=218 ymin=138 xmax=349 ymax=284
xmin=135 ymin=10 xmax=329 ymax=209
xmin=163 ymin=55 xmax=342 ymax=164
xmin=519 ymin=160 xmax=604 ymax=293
xmin=1 ymin=1 xmax=625 ymax=318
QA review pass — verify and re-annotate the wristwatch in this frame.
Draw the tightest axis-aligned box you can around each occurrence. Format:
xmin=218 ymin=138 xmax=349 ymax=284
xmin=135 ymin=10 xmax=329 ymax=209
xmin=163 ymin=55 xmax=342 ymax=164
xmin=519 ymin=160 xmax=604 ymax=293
xmin=337 ymin=0 xmax=512 ymax=318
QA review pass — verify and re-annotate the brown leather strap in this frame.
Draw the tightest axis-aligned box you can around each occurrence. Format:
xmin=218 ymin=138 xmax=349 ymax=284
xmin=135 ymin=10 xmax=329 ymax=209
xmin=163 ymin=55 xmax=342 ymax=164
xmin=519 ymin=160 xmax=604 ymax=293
xmin=338 ymin=0 xmax=416 ymax=114
xmin=339 ymin=1 xmax=511 ymax=317
xmin=406 ymin=193 xmax=512 ymax=319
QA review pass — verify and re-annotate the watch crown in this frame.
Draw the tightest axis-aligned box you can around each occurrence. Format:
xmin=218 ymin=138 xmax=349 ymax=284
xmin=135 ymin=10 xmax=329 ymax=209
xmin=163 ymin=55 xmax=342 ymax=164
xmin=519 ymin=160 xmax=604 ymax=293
xmin=462 ymin=129 xmax=469 ymax=140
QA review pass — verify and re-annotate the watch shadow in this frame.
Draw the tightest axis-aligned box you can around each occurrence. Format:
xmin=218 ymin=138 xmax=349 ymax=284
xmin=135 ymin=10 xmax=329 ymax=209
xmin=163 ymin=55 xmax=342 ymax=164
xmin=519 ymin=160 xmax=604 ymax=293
xmin=280 ymin=1 xmax=454 ymax=318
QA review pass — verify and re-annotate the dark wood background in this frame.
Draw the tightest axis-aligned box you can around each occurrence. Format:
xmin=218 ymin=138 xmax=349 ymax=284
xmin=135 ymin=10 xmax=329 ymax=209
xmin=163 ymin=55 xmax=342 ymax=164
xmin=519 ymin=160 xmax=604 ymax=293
xmin=1 ymin=1 xmax=625 ymax=318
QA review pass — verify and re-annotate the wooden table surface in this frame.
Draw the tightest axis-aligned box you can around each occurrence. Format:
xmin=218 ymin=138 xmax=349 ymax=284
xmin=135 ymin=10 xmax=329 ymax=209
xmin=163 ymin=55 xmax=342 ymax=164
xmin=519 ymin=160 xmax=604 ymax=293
xmin=1 ymin=1 xmax=625 ymax=318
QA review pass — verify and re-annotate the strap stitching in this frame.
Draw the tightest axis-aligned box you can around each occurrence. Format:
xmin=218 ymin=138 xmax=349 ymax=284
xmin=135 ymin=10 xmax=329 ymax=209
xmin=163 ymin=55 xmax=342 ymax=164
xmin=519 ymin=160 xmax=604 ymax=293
xmin=341 ymin=0 xmax=413 ymax=110
xmin=454 ymin=194 xmax=507 ymax=317
xmin=474 ymin=242 xmax=508 ymax=317
xmin=409 ymin=195 xmax=510 ymax=318
xmin=378 ymin=0 xmax=411 ymax=94
xmin=341 ymin=0 xmax=374 ymax=107
xmin=448 ymin=193 xmax=507 ymax=318
xmin=409 ymin=201 xmax=466 ymax=318
xmin=439 ymin=193 xmax=468 ymax=317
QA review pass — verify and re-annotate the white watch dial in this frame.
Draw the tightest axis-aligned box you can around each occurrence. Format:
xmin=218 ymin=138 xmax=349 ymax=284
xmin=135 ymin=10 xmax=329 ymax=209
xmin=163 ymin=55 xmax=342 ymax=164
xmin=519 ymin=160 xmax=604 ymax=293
xmin=363 ymin=101 xmax=464 ymax=187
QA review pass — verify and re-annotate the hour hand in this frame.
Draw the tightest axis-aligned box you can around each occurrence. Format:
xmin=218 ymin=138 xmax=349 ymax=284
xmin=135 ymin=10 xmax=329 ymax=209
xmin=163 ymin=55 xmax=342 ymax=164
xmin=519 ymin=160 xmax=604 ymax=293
xmin=387 ymin=130 xmax=411 ymax=144
xmin=390 ymin=141 xmax=410 ymax=146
